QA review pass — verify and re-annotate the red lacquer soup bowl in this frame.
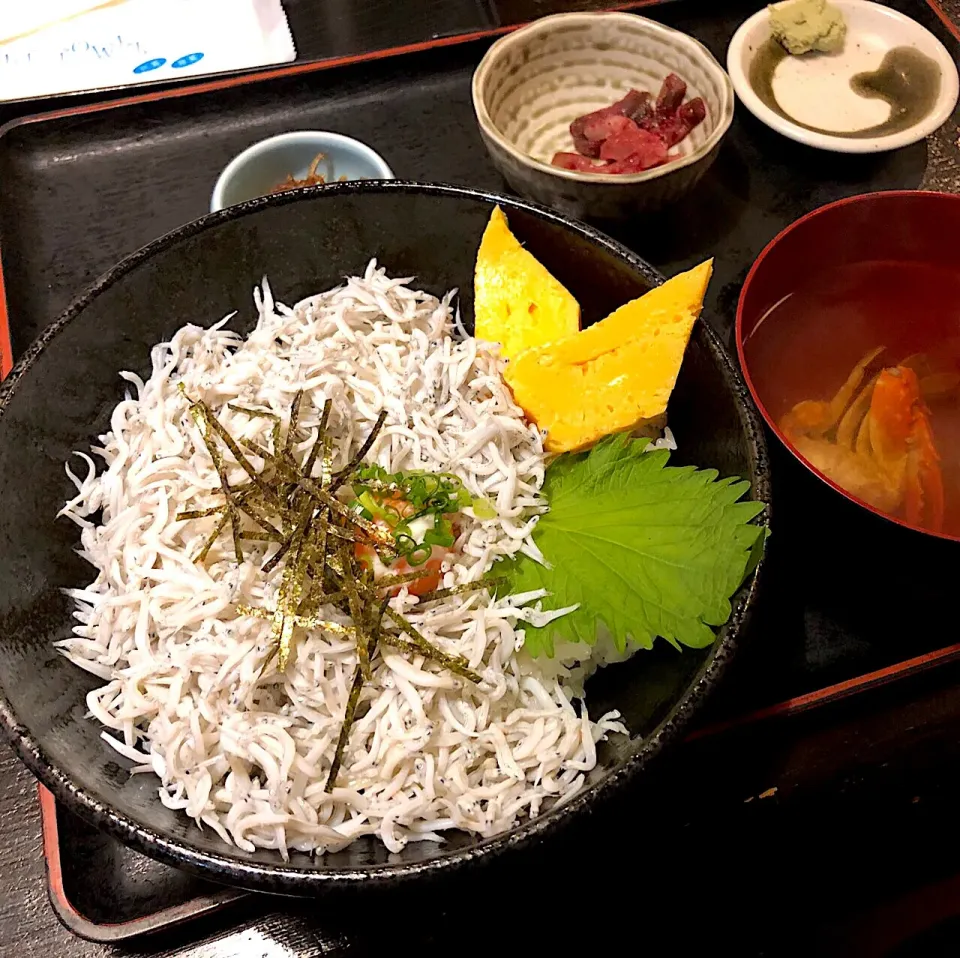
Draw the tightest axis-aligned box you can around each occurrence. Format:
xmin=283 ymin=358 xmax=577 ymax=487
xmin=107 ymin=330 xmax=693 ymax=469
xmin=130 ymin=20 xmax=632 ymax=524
xmin=737 ymin=190 xmax=960 ymax=542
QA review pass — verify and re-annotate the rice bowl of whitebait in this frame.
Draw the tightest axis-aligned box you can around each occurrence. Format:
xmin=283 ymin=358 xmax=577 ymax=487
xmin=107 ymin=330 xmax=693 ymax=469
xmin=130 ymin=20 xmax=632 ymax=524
xmin=0 ymin=182 xmax=769 ymax=892
xmin=59 ymin=264 xmax=626 ymax=857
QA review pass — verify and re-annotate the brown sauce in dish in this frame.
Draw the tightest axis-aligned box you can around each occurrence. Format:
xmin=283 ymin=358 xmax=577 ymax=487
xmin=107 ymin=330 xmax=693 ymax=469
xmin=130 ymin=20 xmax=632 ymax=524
xmin=748 ymin=40 xmax=941 ymax=138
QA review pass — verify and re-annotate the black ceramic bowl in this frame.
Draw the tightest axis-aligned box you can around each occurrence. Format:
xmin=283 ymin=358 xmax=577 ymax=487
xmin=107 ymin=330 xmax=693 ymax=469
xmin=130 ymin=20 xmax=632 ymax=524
xmin=0 ymin=182 xmax=769 ymax=894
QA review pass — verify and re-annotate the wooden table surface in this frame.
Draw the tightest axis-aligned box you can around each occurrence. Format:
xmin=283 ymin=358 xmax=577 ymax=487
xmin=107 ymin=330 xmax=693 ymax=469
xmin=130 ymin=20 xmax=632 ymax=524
xmin=4 ymin=2 xmax=960 ymax=956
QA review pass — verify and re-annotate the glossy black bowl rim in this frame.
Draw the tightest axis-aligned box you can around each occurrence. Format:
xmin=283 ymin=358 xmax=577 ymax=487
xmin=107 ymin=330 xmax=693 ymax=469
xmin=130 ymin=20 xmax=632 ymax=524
xmin=0 ymin=180 xmax=771 ymax=894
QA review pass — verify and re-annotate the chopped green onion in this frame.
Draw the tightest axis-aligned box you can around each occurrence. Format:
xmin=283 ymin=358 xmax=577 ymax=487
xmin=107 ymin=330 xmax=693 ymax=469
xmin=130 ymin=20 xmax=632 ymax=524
xmin=470 ymin=497 xmax=497 ymax=520
xmin=348 ymin=465 xmax=473 ymax=566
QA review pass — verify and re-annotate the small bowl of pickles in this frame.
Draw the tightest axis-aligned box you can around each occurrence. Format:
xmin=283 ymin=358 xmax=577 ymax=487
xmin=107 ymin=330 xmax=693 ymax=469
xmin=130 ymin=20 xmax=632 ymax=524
xmin=211 ymin=131 xmax=394 ymax=212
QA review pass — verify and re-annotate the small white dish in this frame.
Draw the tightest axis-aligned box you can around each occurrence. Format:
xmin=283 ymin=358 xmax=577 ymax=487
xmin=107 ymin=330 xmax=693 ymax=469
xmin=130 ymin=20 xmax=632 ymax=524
xmin=211 ymin=131 xmax=394 ymax=212
xmin=727 ymin=0 xmax=959 ymax=153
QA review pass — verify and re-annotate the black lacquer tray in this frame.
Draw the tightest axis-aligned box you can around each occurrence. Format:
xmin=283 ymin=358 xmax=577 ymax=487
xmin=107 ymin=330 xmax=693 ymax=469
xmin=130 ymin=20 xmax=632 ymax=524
xmin=2 ymin=0 xmax=960 ymax=946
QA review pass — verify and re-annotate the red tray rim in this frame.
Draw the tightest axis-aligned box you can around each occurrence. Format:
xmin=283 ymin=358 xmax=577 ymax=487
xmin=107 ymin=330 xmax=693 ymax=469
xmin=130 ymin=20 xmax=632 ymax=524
xmin=40 ymin=786 xmax=247 ymax=943
xmin=39 ymin=636 xmax=960 ymax=938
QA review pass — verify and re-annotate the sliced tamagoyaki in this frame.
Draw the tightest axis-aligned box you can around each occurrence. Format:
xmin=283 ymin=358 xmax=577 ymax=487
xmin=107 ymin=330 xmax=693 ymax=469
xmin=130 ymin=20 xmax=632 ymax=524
xmin=474 ymin=206 xmax=580 ymax=360
xmin=504 ymin=260 xmax=713 ymax=453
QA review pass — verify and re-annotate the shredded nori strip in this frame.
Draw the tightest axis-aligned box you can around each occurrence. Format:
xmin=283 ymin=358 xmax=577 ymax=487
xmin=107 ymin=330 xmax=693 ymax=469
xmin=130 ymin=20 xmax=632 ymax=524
xmin=261 ymin=516 xmax=302 ymax=575
xmin=176 ymin=505 xmax=228 ymax=521
xmin=294 ymin=567 xmax=427 ymax=619
xmin=296 ymin=509 xmax=330 ymax=619
xmin=227 ymin=403 xmax=280 ymax=419
xmin=367 ymin=568 xmax=431 ymax=590
xmin=195 ymin=399 xmax=281 ymax=507
xmin=303 ymin=399 xmax=332 ymax=481
xmin=324 ymin=654 xmax=366 ymax=792
xmin=236 ymin=605 xmax=273 ymax=621
xmin=382 ymin=607 xmax=482 ymax=683
xmin=329 ymin=409 xmax=387 ymax=493
xmin=178 ymin=496 xmax=260 ymax=524
xmin=414 ymin=576 xmax=504 ymax=603
xmin=237 ymin=606 xmax=360 ymax=640
xmin=278 ymin=466 xmax=396 ymax=552
xmin=298 ymin=619 xmax=359 ymax=639
xmin=238 ymin=437 xmax=275 ymax=461
xmin=234 ymin=496 xmax=284 ymax=539
xmin=271 ymin=504 xmax=315 ymax=671
xmin=186 ymin=401 xmax=245 ymax=565
xmin=239 ymin=530 xmax=283 ymax=542
xmin=319 ymin=435 xmax=334 ymax=488
xmin=317 ymin=561 xmax=484 ymax=684
xmin=227 ymin=404 xmax=283 ymax=452
xmin=298 ymin=590 xmax=347 ymax=613
xmin=284 ymin=390 xmax=304 ymax=457
xmin=325 ymin=595 xmax=389 ymax=792
xmin=196 ymin=509 xmax=233 ymax=564
xmin=339 ymin=544 xmax=374 ymax=682
xmin=179 ymin=390 xmax=486 ymax=786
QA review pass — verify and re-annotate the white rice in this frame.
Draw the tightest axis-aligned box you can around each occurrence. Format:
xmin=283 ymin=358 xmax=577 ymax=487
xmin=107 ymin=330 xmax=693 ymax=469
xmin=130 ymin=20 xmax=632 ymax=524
xmin=56 ymin=261 xmax=627 ymax=857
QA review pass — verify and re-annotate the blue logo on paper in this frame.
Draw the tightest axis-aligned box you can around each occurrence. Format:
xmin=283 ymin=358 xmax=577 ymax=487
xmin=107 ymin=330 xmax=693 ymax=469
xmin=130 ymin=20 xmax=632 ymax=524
xmin=133 ymin=58 xmax=166 ymax=74
xmin=171 ymin=52 xmax=204 ymax=69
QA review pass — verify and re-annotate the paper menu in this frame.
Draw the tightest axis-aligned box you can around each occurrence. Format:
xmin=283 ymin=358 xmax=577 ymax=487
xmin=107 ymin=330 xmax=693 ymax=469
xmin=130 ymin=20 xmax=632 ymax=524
xmin=0 ymin=0 xmax=296 ymax=102
xmin=3 ymin=2 xmax=134 ymax=42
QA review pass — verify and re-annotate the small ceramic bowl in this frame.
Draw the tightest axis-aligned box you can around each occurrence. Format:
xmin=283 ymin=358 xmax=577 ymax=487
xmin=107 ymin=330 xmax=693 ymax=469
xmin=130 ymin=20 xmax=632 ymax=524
xmin=727 ymin=0 xmax=959 ymax=153
xmin=471 ymin=12 xmax=735 ymax=220
xmin=210 ymin=131 xmax=394 ymax=212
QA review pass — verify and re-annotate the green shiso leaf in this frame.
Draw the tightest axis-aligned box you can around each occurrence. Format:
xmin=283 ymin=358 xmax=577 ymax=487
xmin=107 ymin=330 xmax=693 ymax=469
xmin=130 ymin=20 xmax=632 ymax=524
xmin=500 ymin=434 xmax=767 ymax=658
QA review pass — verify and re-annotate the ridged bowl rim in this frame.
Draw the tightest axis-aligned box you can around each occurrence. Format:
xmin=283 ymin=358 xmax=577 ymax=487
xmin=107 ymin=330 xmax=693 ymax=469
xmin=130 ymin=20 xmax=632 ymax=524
xmin=471 ymin=11 xmax=736 ymax=185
